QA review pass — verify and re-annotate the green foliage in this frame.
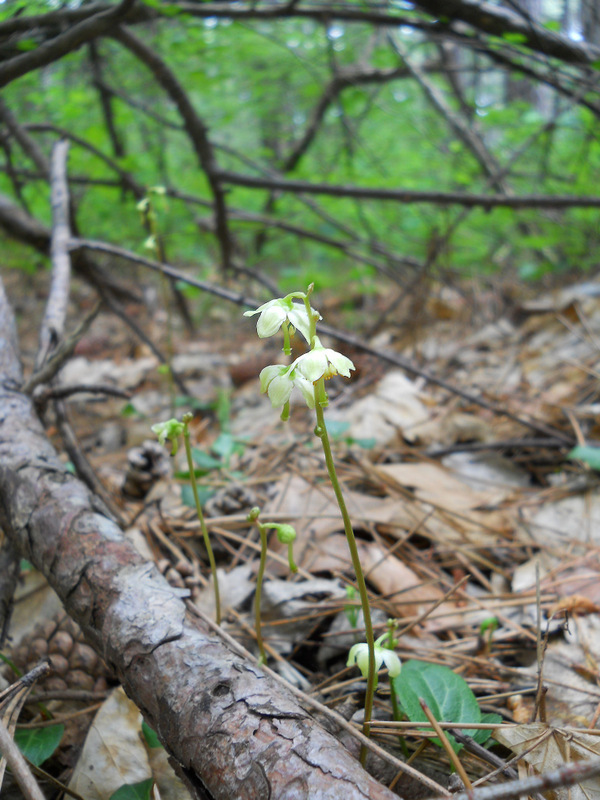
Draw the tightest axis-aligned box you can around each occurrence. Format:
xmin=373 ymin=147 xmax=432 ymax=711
xmin=1 ymin=2 xmax=598 ymax=285
xmin=141 ymin=720 xmax=163 ymax=749
xmin=109 ymin=779 xmax=154 ymax=800
xmin=14 ymin=724 xmax=64 ymax=767
xmin=392 ymin=661 xmax=501 ymax=752
xmin=568 ymin=445 xmax=600 ymax=471
xmin=325 ymin=419 xmax=376 ymax=449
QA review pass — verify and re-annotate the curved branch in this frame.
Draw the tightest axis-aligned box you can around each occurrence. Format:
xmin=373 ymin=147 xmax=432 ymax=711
xmin=111 ymin=25 xmax=233 ymax=272
xmin=0 ymin=0 xmax=137 ymax=89
xmin=216 ymin=168 xmax=600 ymax=208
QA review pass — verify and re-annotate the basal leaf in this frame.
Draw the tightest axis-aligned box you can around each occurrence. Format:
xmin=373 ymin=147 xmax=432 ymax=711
xmin=141 ymin=720 xmax=162 ymax=749
xmin=568 ymin=446 xmax=600 ymax=471
xmin=181 ymin=483 xmax=214 ymax=507
xmin=473 ymin=713 xmax=503 ymax=746
xmin=392 ymin=661 xmax=482 ymax=752
xmin=109 ymin=778 xmax=154 ymax=800
xmin=191 ymin=447 xmax=222 ymax=471
xmin=14 ymin=724 xmax=64 ymax=767
xmin=325 ymin=420 xmax=351 ymax=439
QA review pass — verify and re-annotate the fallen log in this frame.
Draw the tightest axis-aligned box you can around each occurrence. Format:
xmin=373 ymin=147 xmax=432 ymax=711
xmin=0 ymin=274 xmax=399 ymax=799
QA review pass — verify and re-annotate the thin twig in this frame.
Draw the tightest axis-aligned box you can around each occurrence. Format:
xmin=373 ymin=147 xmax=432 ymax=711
xmin=419 ymin=698 xmax=472 ymax=790
xmin=0 ymin=712 xmax=46 ymax=800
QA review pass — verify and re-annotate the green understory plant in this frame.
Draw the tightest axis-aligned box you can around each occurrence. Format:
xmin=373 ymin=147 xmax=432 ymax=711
xmin=244 ymin=285 xmax=378 ymax=756
xmin=247 ymin=507 xmax=298 ymax=665
xmin=392 ymin=660 xmax=502 ymax=753
xmin=152 ymin=413 xmax=221 ymax=624
xmin=347 ymin=618 xmax=406 ymax=755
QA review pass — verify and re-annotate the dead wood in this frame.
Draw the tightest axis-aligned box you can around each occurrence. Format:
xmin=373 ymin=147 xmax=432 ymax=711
xmin=0 ymin=273 xmax=400 ymax=799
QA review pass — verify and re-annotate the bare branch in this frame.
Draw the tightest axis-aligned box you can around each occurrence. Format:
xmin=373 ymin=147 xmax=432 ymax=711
xmin=111 ymin=25 xmax=234 ymax=272
xmin=36 ymin=139 xmax=72 ymax=370
xmin=216 ymin=168 xmax=600 ymax=209
xmin=0 ymin=0 xmax=137 ymax=89
xmin=0 ymin=716 xmax=46 ymax=800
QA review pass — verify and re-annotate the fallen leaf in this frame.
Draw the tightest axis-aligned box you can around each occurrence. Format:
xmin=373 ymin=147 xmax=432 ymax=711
xmin=494 ymin=723 xmax=600 ymax=800
xmin=68 ymin=687 xmax=152 ymax=800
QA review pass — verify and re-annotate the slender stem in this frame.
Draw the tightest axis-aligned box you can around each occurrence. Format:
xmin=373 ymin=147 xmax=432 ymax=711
xmin=183 ymin=427 xmax=221 ymax=624
xmin=254 ymin=524 xmax=269 ymax=665
xmin=389 ymin=679 xmax=410 ymax=757
xmin=314 ymin=391 xmax=375 ymax=762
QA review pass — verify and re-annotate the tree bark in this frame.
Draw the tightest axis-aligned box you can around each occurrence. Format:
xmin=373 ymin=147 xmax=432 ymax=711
xmin=0 ymin=275 xmax=399 ymax=799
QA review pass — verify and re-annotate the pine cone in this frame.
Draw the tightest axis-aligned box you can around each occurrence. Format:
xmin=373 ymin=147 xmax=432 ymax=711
xmin=204 ymin=482 xmax=257 ymax=517
xmin=122 ymin=440 xmax=172 ymax=498
xmin=4 ymin=610 xmax=112 ymax=693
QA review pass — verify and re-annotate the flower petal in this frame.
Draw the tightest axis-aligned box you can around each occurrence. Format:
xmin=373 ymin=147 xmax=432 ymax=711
xmin=259 ymin=365 xmax=283 ymax=394
xmin=293 ymin=374 xmax=316 ymax=409
xmin=381 ymin=650 xmax=402 ymax=678
xmin=295 ymin=349 xmax=328 ymax=382
xmin=256 ymin=305 xmax=287 ymax=338
xmin=325 ymin=349 xmax=355 ymax=378
xmin=267 ymin=373 xmax=294 ymax=408
xmin=287 ymin=305 xmax=313 ymax=343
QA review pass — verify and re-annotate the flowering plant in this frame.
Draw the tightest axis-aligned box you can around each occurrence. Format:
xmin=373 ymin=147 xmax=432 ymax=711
xmin=245 ymin=285 xmax=376 ymax=759
xmin=348 ymin=632 xmax=402 ymax=689
xmin=152 ymin=413 xmax=221 ymax=623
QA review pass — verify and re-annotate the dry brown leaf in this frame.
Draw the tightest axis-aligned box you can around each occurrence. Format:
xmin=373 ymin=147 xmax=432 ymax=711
xmin=374 ymin=462 xmax=510 ymax=512
xmin=494 ymin=723 xmax=600 ymax=800
xmin=327 ymin=371 xmax=431 ymax=445
xmin=68 ymin=686 xmax=152 ymax=800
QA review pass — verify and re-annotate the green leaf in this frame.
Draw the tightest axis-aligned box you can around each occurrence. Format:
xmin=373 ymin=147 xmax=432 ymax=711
xmin=14 ymin=724 xmax=64 ymax=767
xmin=16 ymin=39 xmax=38 ymax=52
xmin=0 ymin=651 xmax=21 ymax=676
xmin=109 ymin=779 xmax=154 ymax=800
xmin=173 ymin=395 xmax=212 ymax=411
xmin=473 ymin=713 xmax=503 ymax=746
xmin=354 ymin=437 xmax=377 ymax=450
xmin=592 ymin=60 xmax=600 ymax=71
xmin=211 ymin=433 xmax=244 ymax=462
xmin=502 ymin=32 xmax=528 ymax=44
xmin=191 ymin=447 xmax=223 ymax=471
xmin=326 ymin=420 xmax=351 ymax=439
xmin=568 ymin=445 xmax=600 ymax=471
xmin=121 ymin=402 xmax=142 ymax=418
xmin=392 ymin=661 xmax=482 ymax=752
xmin=141 ymin=720 xmax=163 ymax=749
xmin=181 ymin=483 xmax=214 ymax=507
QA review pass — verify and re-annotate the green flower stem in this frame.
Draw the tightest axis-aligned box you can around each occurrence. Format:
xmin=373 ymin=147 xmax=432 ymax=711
xmin=255 ymin=523 xmax=269 ymax=665
xmin=313 ymin=387 xmax=376 ymax=761
xmin=182 ymin=426 xmax=221 ymax=624
xmin=389 ymin=680 xmax=410 ymax=757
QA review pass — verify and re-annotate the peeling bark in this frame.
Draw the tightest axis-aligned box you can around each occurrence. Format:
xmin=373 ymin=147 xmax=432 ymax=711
xmin=0 ymin=273 xmax=398 ymax=799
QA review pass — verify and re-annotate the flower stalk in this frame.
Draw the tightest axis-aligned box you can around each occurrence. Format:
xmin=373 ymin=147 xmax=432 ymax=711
xmin=152 ymin=414 xmax=221 ymax=624
xmin=244 ymin=283 xmax=377 ymax=762
xmin=248 ymin=507 xmax=297 ymax=665
xmin=314 ymin=391 xmax=376 ymax=754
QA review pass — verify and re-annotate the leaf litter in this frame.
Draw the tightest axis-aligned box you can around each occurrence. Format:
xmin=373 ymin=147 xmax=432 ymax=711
xmin=4 ymin=273 xmax=600 ymax=797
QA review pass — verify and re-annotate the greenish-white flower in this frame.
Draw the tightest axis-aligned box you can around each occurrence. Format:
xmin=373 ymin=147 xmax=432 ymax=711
xmin=293 ymin=336 xmax=355 ymax=382
xmin=347 ymin=634 xmax=402 ymax=683
xmin=244 ymin=297 xmax=317 ymax=342
xmin=151 ymin=418 xmax=185 ymax=455
xmin=259 ymin=364 xmax=316 ymax=410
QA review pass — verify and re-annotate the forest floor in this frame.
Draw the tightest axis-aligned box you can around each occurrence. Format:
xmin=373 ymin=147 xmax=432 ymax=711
xmin=3 ymin=267 xmax=600 ymax=800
